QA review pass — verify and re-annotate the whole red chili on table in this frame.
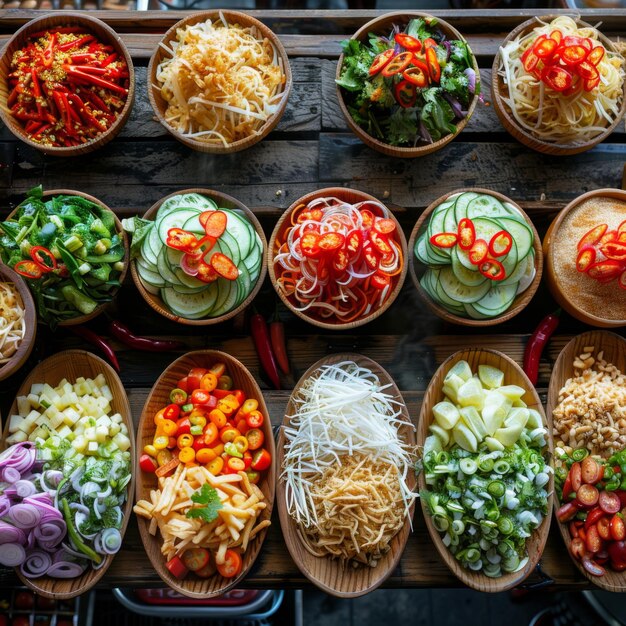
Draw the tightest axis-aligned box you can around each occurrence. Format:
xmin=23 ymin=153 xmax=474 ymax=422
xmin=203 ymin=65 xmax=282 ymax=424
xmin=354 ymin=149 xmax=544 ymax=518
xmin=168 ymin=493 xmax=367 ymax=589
xmin=250 ymin=311 xmax=281 ymax=390
xmin=270 ymin=309 xmax=290 ymax=376
xmin=108 ymin=320 xmax=186 ymax=352
xmin=70 ymin=326 xmax=120 ymax=372
xmin=523 ymin=310 xmax=561 ymax=386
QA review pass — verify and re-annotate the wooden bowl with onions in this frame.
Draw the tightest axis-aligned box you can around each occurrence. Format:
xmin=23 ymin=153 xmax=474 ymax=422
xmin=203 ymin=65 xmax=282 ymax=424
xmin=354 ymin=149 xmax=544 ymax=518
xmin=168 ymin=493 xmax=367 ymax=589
xmin=335 ymin=11 xmax=480 ymax=158
xmin=5 ymin=189 xmax=128 ymax=327
xmin=267 ymin=188 xmax=407 ymax=330
xmin=1 ymin=349 xmax=135 ymax=599
xmin=129 ymin=188 xmax=266 ymax=326
xmin=417 ymin=348 xmax=553 ymax=592
xmin=491 ymin=15 xmax=626 ymax=156
xmin=543 ymin=189 xmax=626 ymax=328
xmin=277 ymin=353 xmax=416 ymax=597
xmin=0 ymin=13 xmax=135 ymax=157
xmin=147 ymin=10 xmax=292 ymax=154
xmin=408 ymin=188 xmax=542 ymax=326
xmin=134 ymin=350 xmax=276 ymax=599
xmin=0 ymin=263 xmax=37 ymax=383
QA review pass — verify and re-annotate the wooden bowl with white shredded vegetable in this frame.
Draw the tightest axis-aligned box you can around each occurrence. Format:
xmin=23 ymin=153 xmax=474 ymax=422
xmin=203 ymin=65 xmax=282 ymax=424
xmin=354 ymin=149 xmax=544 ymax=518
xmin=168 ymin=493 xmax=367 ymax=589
xmin=147 ymin=11 xmax=292 ymax=154
xmin=0 ymin=263 xmax=36 ymax=383
xmin=277 ymin=354 xmax=417 ymax=598
xmin=492 ymin=16 xmax=626 ymax=155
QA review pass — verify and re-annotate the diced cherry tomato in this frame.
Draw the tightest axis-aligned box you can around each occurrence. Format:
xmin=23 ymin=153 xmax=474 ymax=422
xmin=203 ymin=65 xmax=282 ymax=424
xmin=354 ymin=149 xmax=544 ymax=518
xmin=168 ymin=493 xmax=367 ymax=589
xmin=457 ymin=218 xmax=476 ymax=250
xmin=582 ymin=556 xmax=606 ymax=577
xmin=425 ymin=47 xmax=441 ymax=83
xmin=569 ymin=536 xmax=586 ymax=560
xmin=578 ymin=224 xmax=607 ymax=250
xmin=318 ymin=232 xmax=345 ymax=253
xmin=371 ymin=273 xmax=391 ymax=290
xmin=139 ymin=454 xmax=158 ymax=473
xmin=346 ymin=229 xmax=363 ymax=259
xmin=395 ymin=33 xmax=422 ymax=51
xmin=382 ymin=51 xmax=413 ymax=77
xmin=570 ymin=462 xmax=582 ymax=492
xmin=187 ymin=368 xmax=207 ymax=391
xmin=587 ymin=45 xmax=605 ymax=66
xmin=369 ymin=49 xmax=394 ymax=76
xmin=14 ymin=260 xmax=43 ymax=279
xmin=597 ymin=517 xmax=611 ymax=541
xmin=166 ymin=228 xmax=198 ymax=252
xmin=588 ymin=260 xmax=624 ymax=281
xmin=586 ymin=524 xmax=603 ymax=553
xmin=245 ymin=410 xmax=264 ymax=429
xmin=394 ymin=79 xmax=417 ymax=108
xmin=542 ymin=65 xmax=573 ymax=92
xmin=430 ymin=232 xmax=458 ymax=249
xmin=533 ymin=34 xmax=558 ymax=59
xmin=216 ymin=549 xmax=242 ymax=578
xmin=403 ymin=66 xmax=429 ymax=88
xmin=488 ymin=231 xmax=513 ymax=257
xmin=182 ymin=548 xmax=210 ymax=572
xmin=577 ymin=484 xmax=599 ymax=508
xmin=246 ymin=428 xmax=265 ymax=451
xmin=469 ymin=239 xmax=489 ymax=265
xmin=599 ymin=491 xmax=621 ymax=515
xmin=479 ymin=258 xmax=506 ymax=281
xmin=582 ymin=457 xmax=602 ymax=485
xmin=166 ymin=555 xmax=188 ymax=579
xmin=576 ymin=247 xmax=596 ymax=273
xmin=522 ymin=47 xmax=540 ymax=72
xmin=251 ymin=448 xmax=272 ymax=471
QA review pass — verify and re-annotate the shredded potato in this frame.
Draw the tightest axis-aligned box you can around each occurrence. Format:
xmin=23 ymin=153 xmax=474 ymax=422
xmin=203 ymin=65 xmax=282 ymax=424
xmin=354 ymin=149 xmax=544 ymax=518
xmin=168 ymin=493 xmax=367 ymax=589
xmin=155 ymin=13 xmax=286 ymax=146
xmin=498 ymin=16 xmax=625 ymax=144
xmin=0 ymin=282 xmax=26 ymax=364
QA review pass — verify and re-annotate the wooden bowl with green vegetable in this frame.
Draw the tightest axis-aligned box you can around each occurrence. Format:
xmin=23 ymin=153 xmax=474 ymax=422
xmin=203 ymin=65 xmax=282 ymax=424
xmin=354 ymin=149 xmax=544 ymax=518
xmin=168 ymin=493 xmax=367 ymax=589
xmin=3 ymin=189 xmax=128 ymax=327
xmin=335 ymin=12 xmax=480 ymax=158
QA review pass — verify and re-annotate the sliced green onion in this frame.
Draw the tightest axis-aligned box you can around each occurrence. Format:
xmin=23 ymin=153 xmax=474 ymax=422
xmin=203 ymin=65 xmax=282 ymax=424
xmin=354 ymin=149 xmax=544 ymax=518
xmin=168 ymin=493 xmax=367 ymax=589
xmin=493 ymin=460 xmax=510 ymax=474
xmin=460 ymin=458 xmax=477 ymax=475
xmin=572 ymin=448 xmax=588 ymax=461
xmin=498 ymin=517 xmax=514 ymax=535
xmin=433 ymin=515 xmax=450 ymax=532
xmin=478 ymin=457 xmax=495 ymax=472
xmin=487 ymin=480 xmax=505 ymax=498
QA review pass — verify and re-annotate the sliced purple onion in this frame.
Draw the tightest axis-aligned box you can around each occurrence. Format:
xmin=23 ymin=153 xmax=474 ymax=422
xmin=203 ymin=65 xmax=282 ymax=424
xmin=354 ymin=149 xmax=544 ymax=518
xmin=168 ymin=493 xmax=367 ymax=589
xmin=0 ymin=442 xmax=36 ymax=474
xmin=8 ymin=503 xmax=41 ymax=529
xmin=0 ymin=522 xmax=26 ymax=546
xmin=0 ymin=542 xmax=26 ymax=566
xmin=1 ymin=467 xmax=20 ymax=484
xmin=61 ymin=541 xmax=90 ymax=561
xmin=3 ymin=487 xmax=17 ymax=498
xmin=34 ymin=520 xmax=66 ymax=545
xmin=100 ymin=528 xmax=121 ymax=554
xmin=419 ymin=120 xmax=433 ymax=144
xmin=464 ymin=67 xmax=477 ymax=95
xmin=393 ymin=42 xmax=402 ymax=56
xmin=443 ymin=93 xmax=464 ymax=119
xmin=25 ymin=530 xmax=36 ymax=550
xmin=23 ymin=497 xmax=61 ymax=521
xmin=20 ymin=549 xmax=52 ymax=577
xmin=46 ymin=561 xmax=86 ymax=578
xmin=443 ymin=40 xmax=451 ymax=61
xmin=0 ymin=495 xmax=11 ymax=517
xmin=15 ymin=480 xmax=37 ymax=499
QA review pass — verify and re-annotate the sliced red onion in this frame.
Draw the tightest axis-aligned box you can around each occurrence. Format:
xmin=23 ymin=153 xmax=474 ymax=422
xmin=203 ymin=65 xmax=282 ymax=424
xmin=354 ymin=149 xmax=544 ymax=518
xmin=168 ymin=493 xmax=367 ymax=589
xmin=0 ymin=495 xmax=11 ymax=516
xmin=419 ymin=120 xmax=433 ymax=144
xmin=443 ymin=92 xmax=464 ymax=120
xmin=464 ymin=67 xmax=477 ymax=95
xmin=3 ymin=487 xmax=18 ymax=498
xmin=8 ymin=503 xmax=41 ymax=529
xmin=443 ymin=40 xmax=451 ymax=61
xmin=23 ymin=497 xmax=61 ymax=520
xmin=46 ymin=561 xmax=86 ymax=578
xmin=0 ymin=442 xmax=36 ymax=474
xmin=1 ymin=467 xmax=20 ymax=484
xmin=0 ymin=542 xmax=26 ymax=566
xmin=20 ymin=549 xmax=52 ymax=577
xmin=25 ymin=529 xmax=36 ymax=550
xmin=15 ymin=480 xmax=37 ymax=499
xmin=0 ymin=522 xmax=26 ymax=545
xmin=61 ymin=541 xmax=90 ymax=561
xmin=100 ymin=528 xmax=122 ymax=554
xmin=34 ymin=520 xmax=66 ymax=545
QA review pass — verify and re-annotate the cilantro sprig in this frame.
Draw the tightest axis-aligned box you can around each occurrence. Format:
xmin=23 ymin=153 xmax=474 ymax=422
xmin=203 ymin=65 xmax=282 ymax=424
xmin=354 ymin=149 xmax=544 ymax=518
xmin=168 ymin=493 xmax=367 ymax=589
xmin=185 ymin=483 xmax=223 ymax=523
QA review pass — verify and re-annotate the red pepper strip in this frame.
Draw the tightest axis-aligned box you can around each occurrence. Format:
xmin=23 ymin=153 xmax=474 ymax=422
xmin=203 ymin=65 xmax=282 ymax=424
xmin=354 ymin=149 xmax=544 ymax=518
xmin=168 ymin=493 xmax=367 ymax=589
xmin=63 ymin=65 xmax=128 ymax=95
xmin=251 ymin=312 xmax=281 ymax=390
xmin=578 ymin=223 xmax=607 ymax=250
xmin=395 ymin=33 xmax=422 ymax=52
xmin=588 ymin=260 xmax=624 ymax=281
xmin=30 ymin=68 xmax=44 ymax=120
xmin=70 ymin=326 xmax=120 ymax=372
xmin=100 ymin=53 xmax=118 ymax=67
xmin=369 ymin=49 xmax=394 ymax=76
xmin=42 ymin=32 xmax=57 ymax=68
xmin=576 ymin=247 xmax=596 ymax=272
xmin=382 ymin=51 xmax=413 ymax=77
xmin=30 ymin=27 xmax=87 ymax=37
xmin=423 ymin=38 xmax=438 ymax=49
xmin=70 ymin=53 xmax=97 ymax=64
xmin=403 ymin=66 xmax=429 ymax=88
xmin=425 ymin=47 xmax=441 ymax=83
xmin=601 ymin=242 xmax=626 ymax=262
xmin=270 ymin=313 xmax=290 ymax=375
xmin=31 ymin=123 xmax=52 ymax=139
xmin=57 ymin=35 xmax=95 ymax=52
xmin=430 ymin=232 xmax=458 ymax=248
xmin=14 ymin=260 xmax=43 ymax=279
xmin=458 ymin=218 xmax=476 ymax=250
xmin=30 ymin=246 xmax=57 ymax=272
xmin=523 ymin=310 xmax=561 ymax=385
xmin=7 ymin=86 xmax=19 ymax=108
xmin=108 ymin=320 xmax=186 ymax=352
xmin=521 ymin=47 xmax=540 ymax=72
xmin=479 ymin=258 xmax=506 ymax=281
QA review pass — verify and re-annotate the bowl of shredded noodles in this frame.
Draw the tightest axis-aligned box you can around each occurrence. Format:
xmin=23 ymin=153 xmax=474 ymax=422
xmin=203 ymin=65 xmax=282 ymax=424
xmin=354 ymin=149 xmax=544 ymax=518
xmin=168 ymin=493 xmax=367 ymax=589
xmin=492 ymin=16 xmax=626 ymax=155
xmin=148 ymin=11 xmax=291 ymax=153
xmin=0 ymin=263 xmax=36 ymax=382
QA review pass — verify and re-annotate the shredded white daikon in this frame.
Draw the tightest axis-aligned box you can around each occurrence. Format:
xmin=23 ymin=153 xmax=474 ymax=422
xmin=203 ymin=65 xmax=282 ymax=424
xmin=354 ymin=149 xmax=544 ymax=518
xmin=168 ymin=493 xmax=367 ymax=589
xmin=155 ymin=14 xmax=286 ymax=146
xmin=0 ymin=282 xmax=26 ymax=364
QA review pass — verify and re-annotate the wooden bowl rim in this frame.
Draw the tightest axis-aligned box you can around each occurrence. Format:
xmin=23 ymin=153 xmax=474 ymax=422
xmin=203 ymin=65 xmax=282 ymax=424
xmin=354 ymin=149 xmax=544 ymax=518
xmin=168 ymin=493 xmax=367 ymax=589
xmin=134 ymin=349 xmax=276 ymax=598
xmin=1 ymin=348 xmax=135 ymax=599
xmin=276 ymin=352 xmax=417 ymax=598
xmin=417 ymin=347 xmax=553 ymax=592
xmin=146 ymin=10 xmax=292 ymax=154
xmin=6 ymin=189 xmax=128 ymax=326
xmin=335 ymin=11 xmax=480 ymax=157
xmin=267 ymin=187 xmax=408 ymax=330
xmin=130 ymin=187 xmax=267 ymax=325
xmin=0 ymin=12 xmax=135 ymax=156
xmin=407 ymin=187 xmax=543 ymax=326
xmin=543 ymin=188 xmax=626 ymax=327
xmin=491 ymin=15 xmax=626 ymax=155
xmin=547 ymin=330 xmax=626 ymax=591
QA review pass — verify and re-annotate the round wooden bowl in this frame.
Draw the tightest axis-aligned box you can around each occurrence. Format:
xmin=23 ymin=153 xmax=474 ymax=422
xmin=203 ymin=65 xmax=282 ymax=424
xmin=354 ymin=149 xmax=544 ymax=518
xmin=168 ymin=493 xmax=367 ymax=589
xmin=1 ymin=349 xmax=135 ymax=599
xmin=130 ymin=188 xmax=266 ymax=325
xmin=547 ymin=330 xmax=626 ymax=591
xmin=135 ymin=350 xmax=276 ymax=599
xmin=267 ymin=187 xmax=407 ymax=330
xmin=0 ymin=263 xmax=37 ymax=382
xmin=0 ymin=13 xmax=135 ymax=157
xmin=147 ymin=11 xmax=292 ymax=154
xmin=408 ymin=188 xmax=542 ymax=326
xmin=335 ymin=12 xmax=480 ymax=158
xmin=417 ymin=348 xmax=553 ymax=592
xmin=491 ymin=16 xmax=626 ymax=156
xmin=277 ymin=353 xmax=416 ymax=598
xmin=6 ymin=189 xmax=129 ymax=327
xmin=543 ymin=189 xmax=626 ymax=328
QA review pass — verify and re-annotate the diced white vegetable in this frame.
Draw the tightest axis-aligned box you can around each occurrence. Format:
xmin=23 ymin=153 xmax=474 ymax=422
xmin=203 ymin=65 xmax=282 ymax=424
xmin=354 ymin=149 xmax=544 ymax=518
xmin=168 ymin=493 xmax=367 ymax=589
xmin=8 ymin=415 xmax=24 ymax=434
xmin=17 ymin=396 xmax=30 ymax=417
xmin=6 ymin=431 xmax=28 ymax=445
xmin=433 ymin=401 xmax=460 ymax=430
xmin=113 ymin=433 xmax=131 ymax=452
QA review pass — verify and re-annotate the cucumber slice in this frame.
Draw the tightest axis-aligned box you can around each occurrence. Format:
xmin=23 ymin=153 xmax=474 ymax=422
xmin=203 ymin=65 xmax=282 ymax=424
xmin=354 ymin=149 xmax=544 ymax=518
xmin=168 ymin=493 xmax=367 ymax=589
xmin=500 ymin=238 xmax=518 ymax=281
xmin=472 ymin=217 xmax=505 ymax=244
xmin=156 ymin=193 xmax=217 ymax=221
xmin=157 ymin=248 xmax=182 ymax=286
xmin=451 ymin=248 xmax=488 ymax=287
xmin=235 ymin=264 xmax=251 ymax=307
xmin=474 ymin=283 xmax=519 ymax=312
xmin=496 ymin=217 xmax=534 ymax=261
xmin=222 ymin=209 xmax=254 ymax=259
xmin=217 ymin=230 xmax=241 ymax=267
xmin=137 ymin=274 xmax=160 ymax=296
xmin=467 ymin=195 xmax=511 ymax=220
xmin=210 ymin=279 xmax=239 ymax=317
xmin=443 ymin=204 xmax=458 ymax=234
xmin=414 ymin=234 xmax=430 ymax=266
xmin=136 ymin=255 xmax=158 ymax=274
xmin=463 ymin=303 xmax=494 ymax=320
xmin=161 ymin=285 xmax=219 ymax=319
xmin=148 ymin=225 xmax=162 ymax=257
xmin=454 ymin=192 xmax=480 ymax=223
xmin=182 ymin=214 xmax=204 ymax=233
xmin=172 ymin=282 xmax=209 ymax=295
xmin=141 ymin=234 xmax=158 ymax=267
xmin=136 ymin=262 xmax=165 ymax=287
xmin=435 ymin=273 xmax=472 ymax=309
xmin=501 ymin=249 xmax=533 ymax=286
xmin=517 ymin=261 xmax=536 ymax=294
xmin=157 ymin=209 xmax=201 ymax=244
xmin=427 ymin=201 xmax=455 ymax=258
xmin=166 ymin=246 xmax=184 ymax=269
xmin=438 ymin=266 xmax=491 ymax=303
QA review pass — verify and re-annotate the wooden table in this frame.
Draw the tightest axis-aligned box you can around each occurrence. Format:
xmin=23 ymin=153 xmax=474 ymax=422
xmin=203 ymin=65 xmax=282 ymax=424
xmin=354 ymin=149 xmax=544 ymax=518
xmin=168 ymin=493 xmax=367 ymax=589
xmin=1 ymin=7 xmax=626 ymax=592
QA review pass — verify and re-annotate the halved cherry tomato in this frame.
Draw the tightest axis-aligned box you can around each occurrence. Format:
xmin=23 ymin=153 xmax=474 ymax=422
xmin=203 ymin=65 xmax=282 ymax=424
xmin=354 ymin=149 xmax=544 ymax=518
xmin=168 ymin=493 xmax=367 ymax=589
xmin=542 ymin=65 xmax=572 ymax=92
xmin=371 ymin=273 xmax=391 ymax=290
xmin=557 ymin=502 xmax=579 ymax=522
xmin=576 ymin=247 xmax=596 ymax=273
xmin=611 ymin=515 xmax=626 ymax=541
xmin=14 ymin=260 xmax=43 ymax=279
xmin=346 ymin=229 xmax=363 ymax=259
xmin=246 ymin=428 xmax=265 ymax=451
xmin=469 ymin=239 xmax=489 ymax=265
xmin=369 ymin=49 xmax=394 ymax=76
xmin=382 ymin=51 xmax=413 ymax=77
xmin=166 ymin=228 xmax=198 ymax=252
xmin=521 ymin=47 xmax=540 ymax=72
xmin=251 ymin=448 xmax=272 ymax=471
xmin=301 ymin=232 xmax=321 ymax=258
xmin=588 ymin=260 xmax=624 ymax=281
xmin=457 ymin=218 xmax=476 ymax=250
xmin=597 ymin=517 xmax=611 ymax=541
xmin=570 ymin=462 xmax=582 ymax=492
xmin=533 ymin=34 xmax=558 ymax=59
xmin=210 ymin=253 xmax=239 ymax=280
xmin=582 ymin=456 xmax=602 ymax=485
xmin=488 ymin=231 xmax=513 ymax=257
xmin=394 ymin=79 xmax=416 ymax=108
xmin=599 ymin=491 xmax=621 ymax=515
xmin=578 ymin=224 xmax=607 ymax=250
xmin=425 ymin=47 xmax=441 ymax=83
xmin=403 ymin=66 xmax=428 ymax=88
xmin=587 ymin=45 xmax=605 ymax=66
xmin=601 ymin=242 xmax=626 ymax=262
xmin=182 ymin=548 xmax=210 ymax=572
xmin=585 ymin=507 xmax=606 ymax=530
xmin=586 ymin=524 xmax=603 ymax=553
xmin=30 ymin=246 xmax=57 ymax=272
xmin=569 ymin=537 xmax=586 ymax=560
xmin=479 ymin=258 xmax=506 ymax=281
xmin=430 ymin=233 xmax=458 ymax=249
xmin=577 ymin=484 xmax=599 ymax=508
xmin=318 ymin=232 xmax=345 ymax=253
xmin=395 ymin=33 xmax=422 ymax=52
xmin=216 ymin=549 xmax=242 ymax=578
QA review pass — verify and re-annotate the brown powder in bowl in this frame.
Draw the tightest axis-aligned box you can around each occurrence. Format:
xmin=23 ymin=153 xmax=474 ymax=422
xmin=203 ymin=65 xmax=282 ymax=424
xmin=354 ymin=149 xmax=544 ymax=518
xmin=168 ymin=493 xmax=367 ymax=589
xmin=552 ymin=197 xmax=626 ymax=322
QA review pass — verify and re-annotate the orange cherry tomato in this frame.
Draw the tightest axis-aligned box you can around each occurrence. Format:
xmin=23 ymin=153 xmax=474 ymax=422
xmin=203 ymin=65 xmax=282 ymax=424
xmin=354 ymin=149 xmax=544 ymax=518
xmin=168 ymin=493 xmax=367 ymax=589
xmin=216 ymin=550 xmax=242 ymax=578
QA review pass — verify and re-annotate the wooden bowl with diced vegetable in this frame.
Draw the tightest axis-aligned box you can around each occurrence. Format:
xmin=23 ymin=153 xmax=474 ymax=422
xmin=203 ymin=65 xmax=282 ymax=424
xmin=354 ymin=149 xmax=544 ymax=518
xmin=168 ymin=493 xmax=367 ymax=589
xmin=129 ymin=189 xmax=266 ymax=326
xmin=408 ymin=188 xmax=542 ymax=326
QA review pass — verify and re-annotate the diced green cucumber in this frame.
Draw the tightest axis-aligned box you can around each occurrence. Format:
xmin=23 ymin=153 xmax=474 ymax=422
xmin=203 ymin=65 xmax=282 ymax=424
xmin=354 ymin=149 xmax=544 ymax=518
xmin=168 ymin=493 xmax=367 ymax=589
xmin=451 ymin=248 xmax=488 ymax=287
xmin=438 ymin=266 xmax=491 ymax=303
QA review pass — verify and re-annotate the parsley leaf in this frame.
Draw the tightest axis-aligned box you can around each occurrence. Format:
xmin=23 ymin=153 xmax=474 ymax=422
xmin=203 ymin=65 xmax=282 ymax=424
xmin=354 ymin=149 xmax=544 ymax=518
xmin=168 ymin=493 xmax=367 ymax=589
xmin=384 ymin=108 xmax=419 ymax=146
xmin=185 ymin=483 xmax=223 ymax=524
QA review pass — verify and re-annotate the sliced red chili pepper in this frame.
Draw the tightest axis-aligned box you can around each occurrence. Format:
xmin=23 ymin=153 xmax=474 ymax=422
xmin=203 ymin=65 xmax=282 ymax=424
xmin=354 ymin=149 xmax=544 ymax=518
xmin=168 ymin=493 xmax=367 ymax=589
xmin=522 ymin=47 xmax=540 ymax=73
xmin=394 ymin=79 xmax=417 ymax=108
xmin=588 ymin=260 xmax=624 ymax=281
xmin=542 ymin=65 xmax=573 ymax=92
xmin=583 ymin=74 xmax=601 ymax=92
xmin=549 ymin=29 xmax=563 ymax=46
xmin=196 ymin=261 xmax=219 ymax=283
xmin=345 ymin=229 xmax=363 ymax=259
xmin=533 ymin=35 xmax=558 ymax=59
xmin=395 ymin=33 xmax=422 ymax=52
xmin=425 ymin=47 xmax=441 ymax=83
xmin=457 ymin=218 xmax=476 ymax=250
xmin=599 ymin=230 xmax=618 ymax=247
xmin=403 ymin=66 xmax=429 ymax=88
xmin=14 ymin=260 xmax=43 ymax=279
xmin=564 ymin=35 xmax=593 ymax=51
xmin=166 ymin=228 xmax=198 ymax=253
xmin=601 ymin=242 xmax=626 ymax=262
xmin=318 ymin=232 xmax=345 ymax=253
xmin=578 ymin=224 xmax=607 ymax=250
xmin=369 ymin=49 xmax=394 ymax=76
xmin=587 ymin=45 xmax=605 ymax=66
xmin=30 ymin=246 xmax=57 ymax=272
xmin=577 ymin=61 xmax=599 ymax=81
xmin=210 ymin=253 xmax=239 ymax=281
xmin=360 ymin=209 xmax=375 ymax=228
xmin=373 ymin=218 xmax=397 ymax=236
xmin=469 ymin=239 xmax=489 ymax=265
xmin=563 ymin=76 xmax=583 ymax=97
xmin=411 ymin=57 xmax=430 ymax=75
xmin=423 ymin=38 xmax=438 ymax=49
xmin=576 ymin=247 xmax=597 ymax=272
xmin=619 ymin=270 xmax=626 ymax=290
xmin=370 ymin=231 xmax=393 ymax=255
xmin=371 ymin=272 xmax=391 ymax=290
xmin=202 ymin=210 xmax=227 ymax=238
xmin=479 ymin=258 xmax=506 ymax=281
xmin=430 ymin=232 xmax=458 ymax=249
xmin=333 ymin=249 xmax=349 ymax=274
xmin=382 ymin=51 xmax=413 ymax=77
xmin=488 ymin=231 xmax=513 ymax=257
xmin=300 ymin=232 xmax=321 ymax=258
xmin=362 ymin=244 xmax=379 ymax=270
xmin=561 ymin=45 xmax=588 ymax=66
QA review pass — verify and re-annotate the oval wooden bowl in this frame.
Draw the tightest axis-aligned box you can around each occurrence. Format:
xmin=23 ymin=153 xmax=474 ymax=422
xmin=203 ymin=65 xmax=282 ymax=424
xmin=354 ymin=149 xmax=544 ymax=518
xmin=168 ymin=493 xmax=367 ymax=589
xmin=147 ymin=10 xmax=291 ymax=154
xmin=491 ymin=16 xmax=626 ymax=156
xmin=267 ymin=187 xmax=407 ymax=330
xmin=0 ymin=263 xmax=37 ymax=382
xmin=130 ymin=188 xmax=267 ymax=325
xmin=7 ymin=189 xmax=129 ymax=326
xmin=335 ymin=11 xmax=480 ymax=158
xmin=135 ymin=350 xmax=276 ymax=598
xmin=547 ymin=330 xmax=626 ymax=592
xmin=408 ymin=188 xmax=543 ymax=326
xmin=417 ymin=348 xmax=553 ymax=592
xmin=1 ymin=349 xmax=135 ymax=599
xmin=277 ymin=353 xmax=416 ymax=598
xmin=543 ymin=188 xmax=626 ymax=328
xmin=0 ymin=13 xmax=135 ymax=157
